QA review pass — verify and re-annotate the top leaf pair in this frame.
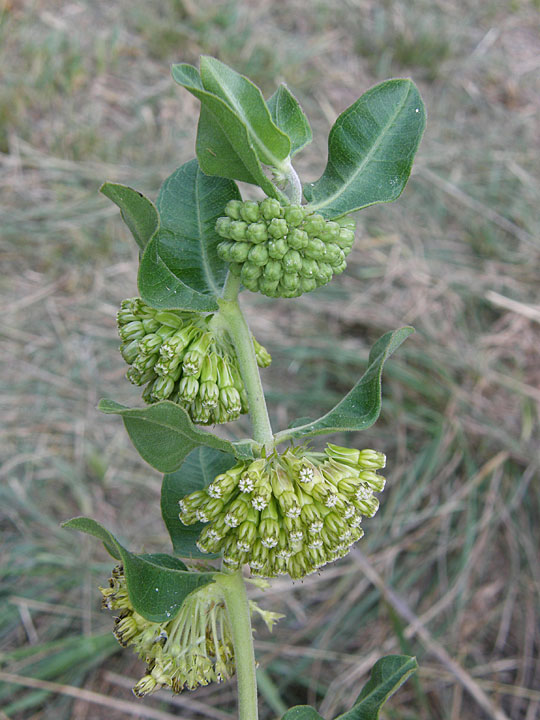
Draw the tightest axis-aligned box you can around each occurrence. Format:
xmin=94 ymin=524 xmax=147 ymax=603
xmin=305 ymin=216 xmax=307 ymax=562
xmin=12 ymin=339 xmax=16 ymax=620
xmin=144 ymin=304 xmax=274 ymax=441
xmin=173 ymin=56 xmax=426 ymax=220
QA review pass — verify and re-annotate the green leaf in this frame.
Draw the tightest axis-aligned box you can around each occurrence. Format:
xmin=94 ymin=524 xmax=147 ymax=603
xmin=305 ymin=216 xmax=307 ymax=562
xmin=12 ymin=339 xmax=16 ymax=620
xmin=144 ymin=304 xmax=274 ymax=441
xmin=304 ymin=79 xmax=426 ymax=219
xmin=138 ymin=159 xmax=239 ymax=311
xmin=336 ymin=655 xmax=418 ymax=720
xmin=282 ymin=707 xmax=325 ymax=720
xmin=63 ymin=517 xmax=216 ymax=622
xmin=98 ymin=399 xmax=254 ymax=473
xmin=275 ymin=327 xmax=413 ymax=443
xmin=267 ymin=84 xmax=312 ymax=157
xmin=161 ymin=447 xmax=237 ymax=558
xmin=199 ymin=56 xmax=290 ymax=169
xmin=100 ymin=182 xmax=159 ymax=251
xmin=172 ymin=63 xmax=281 ymax=198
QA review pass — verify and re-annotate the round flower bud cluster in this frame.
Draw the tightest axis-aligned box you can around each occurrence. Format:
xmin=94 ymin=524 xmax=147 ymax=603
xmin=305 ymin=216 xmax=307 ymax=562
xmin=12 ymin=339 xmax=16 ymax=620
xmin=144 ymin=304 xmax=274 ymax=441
xmin=117 ymin=298 xmax=271 ymax=425
xmin=99 ymin=566 xmax=235 ymax=696
xmin=215 ymin=198 xmax=356 ymax=298
xmin=179 ymin=443 xmax=386 ymax=579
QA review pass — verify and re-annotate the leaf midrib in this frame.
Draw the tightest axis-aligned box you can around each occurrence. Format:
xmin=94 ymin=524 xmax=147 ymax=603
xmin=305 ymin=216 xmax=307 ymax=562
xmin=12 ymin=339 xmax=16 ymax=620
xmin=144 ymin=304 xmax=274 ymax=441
xmin=309 ymin=82 xmax=413 ymax=212
xmin=194 ymin=170 xmax=220 ymax=296
xmin=203 ymin=63 xmax=288 ymax=169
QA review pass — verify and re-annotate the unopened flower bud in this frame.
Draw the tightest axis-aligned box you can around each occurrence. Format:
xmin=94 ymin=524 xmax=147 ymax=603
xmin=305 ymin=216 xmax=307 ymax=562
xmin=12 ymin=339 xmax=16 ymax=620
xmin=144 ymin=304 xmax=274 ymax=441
xmin=287 ymin=227 xmax=309 ymax=250
xmin=260 ymin=197 xmax=283 ymax=220
xmin=358 ymin=470 xmax=386 ymax=492
xmin=268 ymin=218 xmax=288 ymax=239
xmin=252 ymin=337 xmax=271 ymax=367
xmin=121 ymin=340 xmax=140 ymax=364
xmin=305 ymin=237 xmax=326 ymax=260
xmin=151 ymin=375 xmax=175 ymax=400
xmin=230 ymin=241 xmax=251 ymax=263
xmin=267 ymin=237 xmax=289 ymax=259
xmin=239 ymin=200 xmax=260 ymax=223
xmin=283 ymin=204 xmax=306 ymax=227
xmin=282 ymin=249 xmax=303 ymax=273
xmin=217 ymin=240 xmax=235 ymax=262
xmin=225 ymin=199 xmax=243 ymax=220
xmin=119 ymin=320 xmax=145 ymax=342
xmin=263 ymin=259 xmax=282 ymax=281
xmin=178 ymin=375 xmax=199 ymax=403
xmin=215 ymin=216 xmax=233 ymax=238
xmin=358 ymin=449 xmax=386 ymax=469
xmin=246 ymin=222 xmax=268 ymax=244
xmin=303 ymin=214 xmax=326 ymax=236
xmin=319 ymin=221 xmax=340 ymax=242
xmin=258 ymin=278 xmax=280 ymax=296
xmin=336 ymin=227 xmax=355 ymax=250
xmin=248 ymin=243 xmax=269 ymax=266
xmin=241 ymin=262 xmax=263 ymax=284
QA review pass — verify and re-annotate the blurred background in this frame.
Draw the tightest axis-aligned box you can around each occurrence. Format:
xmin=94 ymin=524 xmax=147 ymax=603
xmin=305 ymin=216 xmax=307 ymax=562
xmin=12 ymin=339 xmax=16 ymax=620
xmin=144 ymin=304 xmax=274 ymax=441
xmin=1 ymin=0 xmax=539 ymax=718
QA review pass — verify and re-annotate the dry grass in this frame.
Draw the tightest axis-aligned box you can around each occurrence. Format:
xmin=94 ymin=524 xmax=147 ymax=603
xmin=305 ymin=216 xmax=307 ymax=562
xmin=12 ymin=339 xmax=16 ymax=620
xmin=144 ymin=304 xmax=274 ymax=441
xmin=1 ymin=0 xmax=539 ymax=718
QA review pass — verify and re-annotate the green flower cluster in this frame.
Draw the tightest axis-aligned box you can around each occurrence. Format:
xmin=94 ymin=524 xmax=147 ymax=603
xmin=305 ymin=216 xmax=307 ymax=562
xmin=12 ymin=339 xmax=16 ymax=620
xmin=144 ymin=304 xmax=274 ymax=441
xmin=179 ymin=443 xmax=386 ymax=579
xmin=215 ymin=199 xmax=356 ymax=298
xmin=117 ymin=298 xmax=271 ymax=425
xmin=100 ymin=566 xmax=235 ymax=696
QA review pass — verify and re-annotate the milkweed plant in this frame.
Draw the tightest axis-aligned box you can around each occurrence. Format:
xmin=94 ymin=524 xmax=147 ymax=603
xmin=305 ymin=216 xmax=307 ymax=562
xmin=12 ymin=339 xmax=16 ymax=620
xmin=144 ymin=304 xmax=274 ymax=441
xmin=64 ymin=56 xmax=426 ymax=719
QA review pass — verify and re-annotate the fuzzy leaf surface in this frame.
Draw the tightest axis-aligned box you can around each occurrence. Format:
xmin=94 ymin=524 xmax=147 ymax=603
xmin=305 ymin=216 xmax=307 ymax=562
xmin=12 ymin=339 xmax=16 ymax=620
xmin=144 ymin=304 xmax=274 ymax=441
xmin=199 ymin=56 xmax=290 ymax=168
xmin=304 ymin=79 xmax=426 ymax=219
xmin=63 ymin=517 xmax=215 ymax=622
xmin=161 ymin=447 xmax=237 ymax=559
xmin=98 ymin=399 xmax=253 ymax=473
xmin=267 ymin=84 xmax=312 ymax=157
xmin=100 ymin=182 xmax=159 ymax=251
xmin=172 ymin=64 xmax=280 ymax=198
xmin=336 ymin=655 xmax=418 ymax=719
xmin=138 ymin=159 xmax=238 ymax=311
xmin=275 ymin=327 xmax=413 ymax=443
xmin=282 ymin=708 xmax=325 ymax=720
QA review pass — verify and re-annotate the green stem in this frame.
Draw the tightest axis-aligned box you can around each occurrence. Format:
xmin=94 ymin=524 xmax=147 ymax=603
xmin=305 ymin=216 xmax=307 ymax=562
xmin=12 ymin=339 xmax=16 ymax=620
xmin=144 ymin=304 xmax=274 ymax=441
xmin=216 ymin=570 xmax=259 ymax=720
xmin=214 ymin=270 xmax=276 ymax=719
xmin=217 ymin=273 xmax=273 ymax=447
xmin=283 ymin=158 xmax=302 ymax=205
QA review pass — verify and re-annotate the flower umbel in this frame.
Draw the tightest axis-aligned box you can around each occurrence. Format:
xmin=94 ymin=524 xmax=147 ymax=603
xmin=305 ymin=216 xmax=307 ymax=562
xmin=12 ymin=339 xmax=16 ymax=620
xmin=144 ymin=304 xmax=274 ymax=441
xmin=116 ymin=298 xmax=270 ymax=425
xmin=215 ymin=199 xmax=357 ymax=298
xmin=180 ymin=443 xmax=386 ymax=579
xmin=100 ymin=567 xmax=237 ymax=696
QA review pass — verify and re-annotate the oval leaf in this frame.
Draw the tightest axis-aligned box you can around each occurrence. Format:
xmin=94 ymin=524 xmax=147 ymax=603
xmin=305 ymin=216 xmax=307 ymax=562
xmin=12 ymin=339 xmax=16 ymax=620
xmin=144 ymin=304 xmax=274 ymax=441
xmin=98 ymin=398 xmax=254 ymax=473
xmin=282 ymin=707 xmax=325 ymax=720
xmin=138 ymin=159 xmax=239 ymax=311
xmin=304 ymin=80 xmax=426 ymax=219
xmin=161 ymin=447 xmax=237 ymax=558
xmin=267 ymin=84 xmax=312 ymax=157
xmin=200 ymin=56 xmax=290 ymax=169
xmin=100 ymin=182 xmax=159 ymax=251
xmin=274 ymin=327 xmax=413 ymax=444
xmin=63 ymin=517 xmax=216 ymax=623
xmin=172 ymin=64 xmax=281 ymax=199
xmin=336 ymin=655 xmax=418 ymax=720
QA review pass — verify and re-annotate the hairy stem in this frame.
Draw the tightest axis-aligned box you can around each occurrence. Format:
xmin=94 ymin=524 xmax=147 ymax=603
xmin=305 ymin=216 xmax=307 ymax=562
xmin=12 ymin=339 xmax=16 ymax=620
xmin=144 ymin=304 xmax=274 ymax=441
xmin=283 ymin=158 xmax=303 ymax=205
xmin=217 ymin=273 xmax=273 ymax=446
xmin=215 ymin=270 xmax=277 ymax=719
xmin=216 ymin=570 xmax=259 ymax=720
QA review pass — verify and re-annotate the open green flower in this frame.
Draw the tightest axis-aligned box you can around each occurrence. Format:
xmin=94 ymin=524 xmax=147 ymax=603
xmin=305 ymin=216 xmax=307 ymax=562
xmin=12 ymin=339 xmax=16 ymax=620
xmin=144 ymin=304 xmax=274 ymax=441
xmin=179 ymin=443 xmax=386 ymax=579
xmin=100 ymin=566 xmax=235 ymax=695
xmin=215 ymin=199 xmax=356 ymax=298
xmin=116 ymin=298 xmax=270 ymax=425
xmin=100 ymin=565 xmax=281 ymax=696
